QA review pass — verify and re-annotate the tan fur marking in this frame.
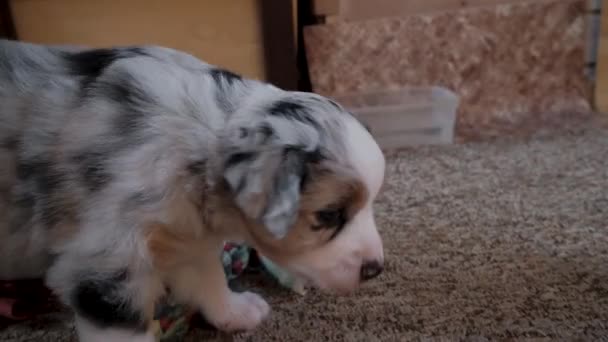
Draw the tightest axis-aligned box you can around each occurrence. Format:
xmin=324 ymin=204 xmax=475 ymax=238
xmin=145 ymin=223 xmax=194 ymax=271
xmin=248 ymin=162 xmax=368 ymax=261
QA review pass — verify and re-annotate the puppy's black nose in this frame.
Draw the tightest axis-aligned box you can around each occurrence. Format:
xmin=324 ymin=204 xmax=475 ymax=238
xmin=360 ymin=260 xmax=383 ymax=281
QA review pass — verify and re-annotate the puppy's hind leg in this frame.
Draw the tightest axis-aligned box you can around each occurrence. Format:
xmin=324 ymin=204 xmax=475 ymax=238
xmin=46 ymin=254 xmax=161 ymax=342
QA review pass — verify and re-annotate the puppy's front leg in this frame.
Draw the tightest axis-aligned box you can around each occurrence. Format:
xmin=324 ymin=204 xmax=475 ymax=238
xmin=168 ymin=247 xmax=270 ymax=332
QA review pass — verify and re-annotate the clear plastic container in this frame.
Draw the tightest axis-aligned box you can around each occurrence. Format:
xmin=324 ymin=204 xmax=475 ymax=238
xmin=332 ymin=86 xmax=460 ymax=149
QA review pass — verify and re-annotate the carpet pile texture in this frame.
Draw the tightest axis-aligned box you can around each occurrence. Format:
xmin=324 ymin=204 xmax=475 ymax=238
xmin=1 ymin=120 xmax=607 ymax=341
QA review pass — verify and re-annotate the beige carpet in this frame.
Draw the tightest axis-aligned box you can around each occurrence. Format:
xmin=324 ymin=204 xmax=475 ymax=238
xmin=2 ymin=120 xmax=608 ymax=341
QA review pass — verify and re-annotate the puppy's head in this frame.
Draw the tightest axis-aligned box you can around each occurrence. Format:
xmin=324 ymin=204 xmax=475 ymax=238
xmin=221 ymin=90 xmax=385 ymax=293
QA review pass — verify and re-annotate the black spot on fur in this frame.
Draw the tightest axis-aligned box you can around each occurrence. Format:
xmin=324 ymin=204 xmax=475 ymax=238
xmin=306 ymin=148 xmax=324 ymax=164
xmin=72 ymin=151 xmax=112 ymax=192
xmin=239 ymin=128 xmax=249 ymax=138
xmin=67 ymin=49 xmax=154 ymax=139
xmin=259 ymin=124 xmax=274 ymax=143
xmin=68 ymin=49 xmax=154 ymax=140
xmin=64 ymin=48 xmax=147 ymax=80
xmin=256 ymin=147 xmax=311 ymax=232
xmin=113 ymin=107 xmax=147 ymax=138
xmin=282 ymin=146 xmax=323 ymax=164
xmin=17 ymin=158 xmax=71 ymax=228
xmin=85 ymin=73 xmax=153 ymax=138
xmin=16 ymin=159 xmax=44 ymax=181
xmin=225 ymin=152 xmax=256 ymax=169
xmin=187 ymin=159 xmax=207 ymax=174
xmin=209 ymin=68 xmax=243 ymax=85
xmin=17 ymin=159 xmax=62 ymax=194
xmin=267 ymin=100 xmax=319 ymax=128
xmin=224 ymin=152 xmax=258 ymax=194
xmin=327 ymin=99 xmax=342 ymax=111
xmin=211 ymin=68 xmax=244 ymax=114
xmin=104 ymin=74 xmax=151 ymax=107
xmin=277 ymin=147 xmax=323 ymax=192
xmin=39 ymin=205 xmax=59 ymax=228
xmin=13 ymin=191 xmax=35 ymax=208
xmin=72 ymin=270 xmax=147 ymax=331
xmin=37 ymin=170 xmax=62 ymax=196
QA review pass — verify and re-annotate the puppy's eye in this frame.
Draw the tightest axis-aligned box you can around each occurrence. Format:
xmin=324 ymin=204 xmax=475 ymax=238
xmin=313 ymin=208 xmax=346 ymax=230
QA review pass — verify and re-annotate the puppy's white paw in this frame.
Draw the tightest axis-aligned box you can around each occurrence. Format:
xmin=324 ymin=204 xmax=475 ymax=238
xmin=209 ymin=291 xmax=270 ymax=332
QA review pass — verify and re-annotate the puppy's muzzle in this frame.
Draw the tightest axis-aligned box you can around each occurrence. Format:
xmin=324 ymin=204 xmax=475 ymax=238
xmin=360 ymin=260 xmax=383 ymax=281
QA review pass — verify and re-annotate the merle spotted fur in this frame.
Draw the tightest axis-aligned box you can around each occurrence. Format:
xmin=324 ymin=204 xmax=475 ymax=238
xmin=0 ymin=39 xmax=362 ymax=337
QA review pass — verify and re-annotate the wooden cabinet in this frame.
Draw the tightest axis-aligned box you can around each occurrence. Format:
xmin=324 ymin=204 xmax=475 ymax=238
xmin=7 ymin=0 xmax=298 ymax=89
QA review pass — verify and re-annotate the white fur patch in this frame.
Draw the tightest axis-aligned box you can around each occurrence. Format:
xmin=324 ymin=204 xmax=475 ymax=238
xmin=284 ymin=116 xmax=386 ymax=292
xmin=343 ymin=116 xmax=386 ymax=200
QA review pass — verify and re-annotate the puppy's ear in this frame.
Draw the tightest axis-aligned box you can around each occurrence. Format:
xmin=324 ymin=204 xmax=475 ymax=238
xmin=222 ymin=146 xmax=317 ymax=239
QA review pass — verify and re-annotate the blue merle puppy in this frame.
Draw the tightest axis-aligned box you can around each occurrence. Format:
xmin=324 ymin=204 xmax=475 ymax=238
xmin=0 ymin=39 xmax=386 ymax=342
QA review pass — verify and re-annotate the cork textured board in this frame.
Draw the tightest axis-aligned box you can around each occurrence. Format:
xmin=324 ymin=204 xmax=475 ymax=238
xmin=305 ymin=0 xmax=593 ymax=142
